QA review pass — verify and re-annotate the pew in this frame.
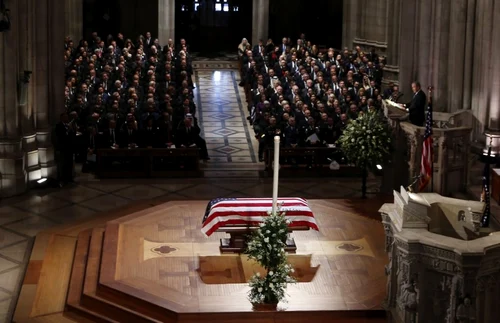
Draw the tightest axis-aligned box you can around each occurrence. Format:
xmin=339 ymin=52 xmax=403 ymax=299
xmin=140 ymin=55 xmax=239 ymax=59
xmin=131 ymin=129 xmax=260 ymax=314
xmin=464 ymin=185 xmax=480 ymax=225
xmin=96 ymin=148 xmax=203 ymax=178
xmin=264 ymin=147 xmax=360 ymax=177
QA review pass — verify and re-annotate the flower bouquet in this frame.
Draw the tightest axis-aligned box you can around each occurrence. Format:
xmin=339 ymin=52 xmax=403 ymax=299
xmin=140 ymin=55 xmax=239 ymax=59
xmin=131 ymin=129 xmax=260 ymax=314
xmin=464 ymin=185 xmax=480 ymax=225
xmin=338 ymin=110 xmax=391 ymax=197
xmin=246 ymin=209 xmax=296 ymax=310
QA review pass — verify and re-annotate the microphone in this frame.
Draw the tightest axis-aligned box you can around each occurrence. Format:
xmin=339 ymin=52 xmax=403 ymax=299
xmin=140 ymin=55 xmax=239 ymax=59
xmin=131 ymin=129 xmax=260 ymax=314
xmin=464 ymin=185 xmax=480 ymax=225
xmin=407 ymin=174 xmax=422 ymax=193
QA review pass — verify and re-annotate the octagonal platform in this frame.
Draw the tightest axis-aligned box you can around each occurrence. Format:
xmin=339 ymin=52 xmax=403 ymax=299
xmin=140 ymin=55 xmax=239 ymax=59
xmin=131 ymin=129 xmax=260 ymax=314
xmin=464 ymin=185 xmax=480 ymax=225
xmin=14 ymin=199 xmax=388 ymax=323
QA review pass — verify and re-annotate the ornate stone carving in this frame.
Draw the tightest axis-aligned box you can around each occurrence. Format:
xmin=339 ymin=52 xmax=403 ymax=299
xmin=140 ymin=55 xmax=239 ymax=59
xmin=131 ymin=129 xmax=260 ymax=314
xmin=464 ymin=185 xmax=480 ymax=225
xmin=381 ymin=187 xmax=500 ymax=322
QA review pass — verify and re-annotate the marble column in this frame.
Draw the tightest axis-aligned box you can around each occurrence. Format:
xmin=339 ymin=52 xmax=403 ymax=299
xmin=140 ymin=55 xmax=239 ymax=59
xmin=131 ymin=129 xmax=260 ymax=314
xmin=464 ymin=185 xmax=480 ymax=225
xmin=158 ymin=0 xmax=175 ymax=46
xmin=252 ymin=0 xmax=270 ymax=46
xmin=65 ymin=0 xmax=83 ymax=42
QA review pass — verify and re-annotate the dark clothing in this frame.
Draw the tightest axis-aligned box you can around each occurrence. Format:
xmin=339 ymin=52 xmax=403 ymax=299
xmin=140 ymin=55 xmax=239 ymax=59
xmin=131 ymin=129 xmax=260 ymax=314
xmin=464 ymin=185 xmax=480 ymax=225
xmin=55 ymin=122 xmax=75 ymax=183
xmin=407 ymin=90 xmax=427 ymax=126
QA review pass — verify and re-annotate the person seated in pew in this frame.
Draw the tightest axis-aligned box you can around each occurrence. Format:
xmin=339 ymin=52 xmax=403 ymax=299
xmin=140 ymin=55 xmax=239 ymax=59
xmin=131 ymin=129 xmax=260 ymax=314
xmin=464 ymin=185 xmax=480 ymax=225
xmin=175 ymin=115 xmax=210 ymax=160
xmin=101 ymin=119 xmax=120 ymax=148
xmin=156 ymin=112 xmax=174 ymax=148
xmin=139 ymin=117 xmax=158 ymax=148
xmin=283 ymin=117 xmax=299 ymax=148
xmin=319 ymin=117 xmax=337 ymax=146
xmin=82 ymin=126 xmax=100 ymax=173
xmin=120 ymin=120 xmax=139 ymax=148
xmin=257 ymin=116 xmax=281 ymax=162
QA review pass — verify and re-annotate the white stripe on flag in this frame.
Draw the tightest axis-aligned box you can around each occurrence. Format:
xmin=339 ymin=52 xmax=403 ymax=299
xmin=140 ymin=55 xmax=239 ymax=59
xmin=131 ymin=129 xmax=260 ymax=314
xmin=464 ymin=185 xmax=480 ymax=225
xmin=207 ymin=205 xmax=313 ymax=216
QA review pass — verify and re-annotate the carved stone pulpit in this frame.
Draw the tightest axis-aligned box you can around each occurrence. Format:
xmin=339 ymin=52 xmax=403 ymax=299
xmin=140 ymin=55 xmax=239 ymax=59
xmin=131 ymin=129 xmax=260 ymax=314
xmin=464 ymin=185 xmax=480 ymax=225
xmin=380 ymin=187 xmax=500 ymax=323
xmin=381 ymin=100 xmax=472 ymax=196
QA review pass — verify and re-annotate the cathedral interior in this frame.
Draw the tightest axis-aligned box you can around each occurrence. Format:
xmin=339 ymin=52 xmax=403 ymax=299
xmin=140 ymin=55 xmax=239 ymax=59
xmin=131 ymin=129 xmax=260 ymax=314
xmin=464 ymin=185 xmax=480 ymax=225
xmin=0 ymin=0 xmax=499 ymax=322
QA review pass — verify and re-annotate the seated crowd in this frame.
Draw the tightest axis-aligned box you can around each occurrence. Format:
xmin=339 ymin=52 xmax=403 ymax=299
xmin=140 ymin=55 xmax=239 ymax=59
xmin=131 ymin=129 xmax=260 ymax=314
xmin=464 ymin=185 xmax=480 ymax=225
xmin=238 ymin=35 xmax=397 ymax=162
xmin=56 ymin=32 xmax=209 ymax=185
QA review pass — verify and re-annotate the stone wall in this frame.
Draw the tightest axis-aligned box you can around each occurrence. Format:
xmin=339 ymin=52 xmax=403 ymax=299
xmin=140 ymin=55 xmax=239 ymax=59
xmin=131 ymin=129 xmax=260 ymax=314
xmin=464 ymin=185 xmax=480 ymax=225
xmin=342 ymin=0 xmax=500 ymax=144
xmin=0 ymin=0 xmax=65 ymax=197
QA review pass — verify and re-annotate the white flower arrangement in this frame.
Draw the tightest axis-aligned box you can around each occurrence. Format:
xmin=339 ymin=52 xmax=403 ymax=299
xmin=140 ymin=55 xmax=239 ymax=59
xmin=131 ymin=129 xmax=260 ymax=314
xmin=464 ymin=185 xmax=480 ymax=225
xmin=246 ymin=209 xmax=296 ymax=305
xmin=338 ymin=110 xmax=391 ymax=170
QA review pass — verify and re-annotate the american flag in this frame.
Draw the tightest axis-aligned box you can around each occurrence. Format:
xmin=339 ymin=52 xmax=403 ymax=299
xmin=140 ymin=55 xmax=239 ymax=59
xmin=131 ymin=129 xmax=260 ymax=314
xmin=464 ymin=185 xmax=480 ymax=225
xmin=481 ymin=146 xmax=492 ymax=227
xmin=419 ymin=100 xmax=433 ymax=191
xmin=201 ymin=197 xmax=318 ymax=237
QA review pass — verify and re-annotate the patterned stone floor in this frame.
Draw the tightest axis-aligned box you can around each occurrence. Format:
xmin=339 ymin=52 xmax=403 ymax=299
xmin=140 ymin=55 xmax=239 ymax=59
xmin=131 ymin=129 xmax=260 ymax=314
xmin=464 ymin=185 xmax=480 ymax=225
xmin=195 ymin=69 xmax=261 ymax=177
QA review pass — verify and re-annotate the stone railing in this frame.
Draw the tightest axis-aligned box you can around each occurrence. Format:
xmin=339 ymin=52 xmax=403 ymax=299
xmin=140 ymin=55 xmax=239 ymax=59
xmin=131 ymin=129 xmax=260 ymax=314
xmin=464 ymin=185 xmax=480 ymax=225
xmin=382 ymin=100 xmax=472 ymax=196
xmin=380 ymin=187 xmax=498 ymax=323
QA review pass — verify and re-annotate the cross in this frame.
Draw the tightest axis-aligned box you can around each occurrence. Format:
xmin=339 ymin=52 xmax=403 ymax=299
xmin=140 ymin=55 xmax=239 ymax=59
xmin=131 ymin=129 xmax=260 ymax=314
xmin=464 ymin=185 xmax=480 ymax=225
xmin=336 ymin=243 xmax=363 ymax=252
xmin=152 ymin=245 xmax=177 ymax=254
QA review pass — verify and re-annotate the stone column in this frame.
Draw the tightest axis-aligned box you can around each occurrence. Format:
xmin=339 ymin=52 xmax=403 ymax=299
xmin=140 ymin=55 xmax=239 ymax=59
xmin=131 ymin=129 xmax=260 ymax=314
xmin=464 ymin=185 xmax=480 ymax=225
xmin=158 ymin=0 xmax=175 ymax=46
xmin=18 ymin=0 xmax=41 ymax=181
xmin=65 ymin=0 xmax=83 ymax=42
xmin=252 ymin=0 xmax=270 ymax=46
xmin=447 ymin=0 xmax=467 ymax=113
xmin=487 ymin=2 xmax=500 ymax=130
xmin=484 ymin=0 xmax=500 ymax=153
xmin=462 ymin=0 xmax=476 ymax=112
xmin=397 ymin=0 xmax=418 ymax=101
xmin=0 ymin=0 xmax=26 ymax=197
xmin=471 ymin=0 xmax=493 ymax=139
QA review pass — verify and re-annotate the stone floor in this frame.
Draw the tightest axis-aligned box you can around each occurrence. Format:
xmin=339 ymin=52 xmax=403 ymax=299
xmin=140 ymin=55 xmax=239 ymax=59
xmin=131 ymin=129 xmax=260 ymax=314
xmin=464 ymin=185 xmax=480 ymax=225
xmin=0 ymin=67 xmax=381 ymax=323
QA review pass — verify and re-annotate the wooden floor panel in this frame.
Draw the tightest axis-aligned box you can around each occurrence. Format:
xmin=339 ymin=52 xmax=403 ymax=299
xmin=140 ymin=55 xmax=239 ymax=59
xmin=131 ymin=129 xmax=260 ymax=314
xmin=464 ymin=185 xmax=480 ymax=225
xmin=31 ymin=234 xmax=77 ymax=317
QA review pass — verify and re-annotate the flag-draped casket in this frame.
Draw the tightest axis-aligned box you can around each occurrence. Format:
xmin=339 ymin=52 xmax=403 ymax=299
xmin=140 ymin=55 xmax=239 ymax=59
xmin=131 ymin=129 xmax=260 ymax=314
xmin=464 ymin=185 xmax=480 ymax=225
xmin=201 ymin=197 xmax=319 ymax=236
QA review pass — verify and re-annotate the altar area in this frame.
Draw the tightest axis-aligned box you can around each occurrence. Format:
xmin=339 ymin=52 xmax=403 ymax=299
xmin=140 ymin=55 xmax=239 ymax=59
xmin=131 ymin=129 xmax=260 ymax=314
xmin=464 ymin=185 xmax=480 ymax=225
xmin=14 ymin=198 xmax=388 ymax=323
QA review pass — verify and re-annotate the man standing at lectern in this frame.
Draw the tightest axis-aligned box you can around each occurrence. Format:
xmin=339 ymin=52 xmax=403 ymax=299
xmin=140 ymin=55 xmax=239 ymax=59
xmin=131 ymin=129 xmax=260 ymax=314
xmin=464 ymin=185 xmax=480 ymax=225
xmin=404 ymin=82 xmax=427 ymax=126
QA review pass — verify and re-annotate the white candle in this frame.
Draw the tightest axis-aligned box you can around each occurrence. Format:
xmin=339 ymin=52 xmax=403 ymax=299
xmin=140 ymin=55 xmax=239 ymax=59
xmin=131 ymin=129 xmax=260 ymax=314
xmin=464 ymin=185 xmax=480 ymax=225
xmin=272 ymin=136 xmax=280 ymax=215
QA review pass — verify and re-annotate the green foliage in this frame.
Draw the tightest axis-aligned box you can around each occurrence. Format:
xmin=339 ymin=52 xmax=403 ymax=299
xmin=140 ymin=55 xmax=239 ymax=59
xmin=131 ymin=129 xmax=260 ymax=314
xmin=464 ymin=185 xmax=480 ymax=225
xmin=246 ymin=210 xmax=296 ymax=304
xmin=338 ymin=111 xmax=392 ymax=170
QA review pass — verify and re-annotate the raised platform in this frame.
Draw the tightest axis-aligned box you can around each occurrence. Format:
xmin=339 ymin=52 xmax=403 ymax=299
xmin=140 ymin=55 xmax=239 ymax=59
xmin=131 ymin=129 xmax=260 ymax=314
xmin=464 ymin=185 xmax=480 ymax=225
xmin=14 ymin=199 xmax=388 ymax=323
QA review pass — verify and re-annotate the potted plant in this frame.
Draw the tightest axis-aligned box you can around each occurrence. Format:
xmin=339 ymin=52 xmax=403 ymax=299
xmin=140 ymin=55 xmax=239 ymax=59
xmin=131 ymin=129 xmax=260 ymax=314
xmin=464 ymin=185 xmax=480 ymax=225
xmin=338 ymin=111 xmax=391 ymax=198
xmin=246 ymin=210 xmax=296 ymax=310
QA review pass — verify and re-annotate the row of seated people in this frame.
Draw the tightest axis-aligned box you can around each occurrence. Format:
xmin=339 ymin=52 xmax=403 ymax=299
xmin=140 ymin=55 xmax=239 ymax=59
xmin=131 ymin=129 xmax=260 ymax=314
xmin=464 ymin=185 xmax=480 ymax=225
xmin=238 ymin=36 xmax=388 ymax=163
xmin=58 ymin=32 xmax=208 ymax=185
xmin=238 ymin=35 xmax=388 ymax=162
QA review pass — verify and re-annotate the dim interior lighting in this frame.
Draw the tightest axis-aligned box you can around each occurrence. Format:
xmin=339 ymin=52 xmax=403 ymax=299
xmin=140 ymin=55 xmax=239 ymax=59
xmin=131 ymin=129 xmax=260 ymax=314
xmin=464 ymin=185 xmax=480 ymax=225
xmin=37 ymin=178 xmax=47 ymax=184
xmin=376 ymin=164 xmax=382 ymax=170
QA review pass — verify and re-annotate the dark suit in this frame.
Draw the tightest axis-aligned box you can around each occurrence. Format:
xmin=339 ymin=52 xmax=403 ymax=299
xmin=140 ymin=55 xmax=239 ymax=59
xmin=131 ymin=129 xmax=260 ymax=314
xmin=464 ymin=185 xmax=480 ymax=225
xmin=120 ymin=128 xmax=139 ymax=148
xmin=139 ymin=127 xmax=158 ymax=148
xmin=101 ymin=128 xmax=119 ymax=147
xmin=175 ymin=125 xmax=209 ymax=159
xmin=55 ymin=122 xmax=76 ymax=183
xmin=407 ymin=90 xmax=427 ymax=126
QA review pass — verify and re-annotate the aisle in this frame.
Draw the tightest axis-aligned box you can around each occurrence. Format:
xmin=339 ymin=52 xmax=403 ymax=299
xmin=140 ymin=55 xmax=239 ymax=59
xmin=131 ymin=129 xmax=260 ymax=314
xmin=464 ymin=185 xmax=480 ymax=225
xmin=194 ymin=69 xmax=261 ymax=177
